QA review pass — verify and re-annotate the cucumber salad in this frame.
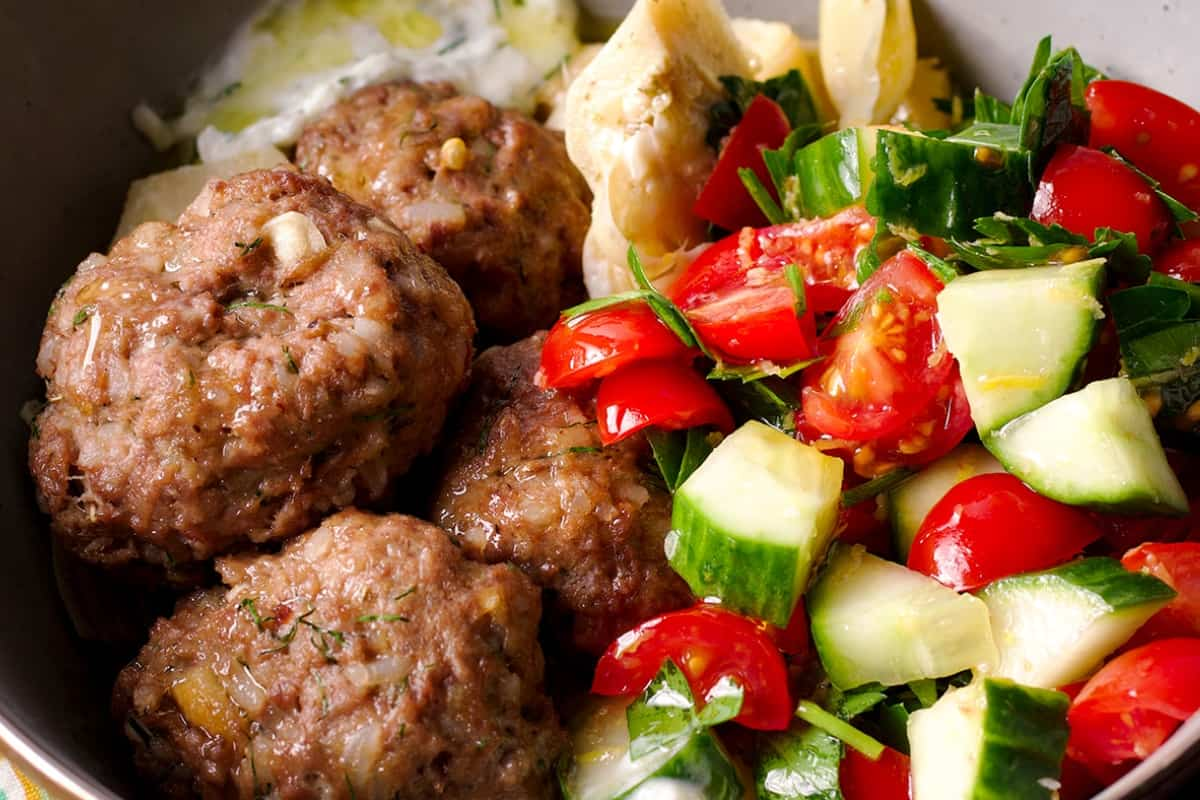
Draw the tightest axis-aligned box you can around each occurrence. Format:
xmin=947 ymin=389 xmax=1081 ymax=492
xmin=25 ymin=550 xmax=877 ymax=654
xmin=544 ymin=0 xmax=1200 ymax=798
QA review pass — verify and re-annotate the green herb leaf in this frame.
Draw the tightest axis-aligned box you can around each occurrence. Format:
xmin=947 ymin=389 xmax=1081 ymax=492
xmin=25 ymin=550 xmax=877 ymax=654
xmin=972 ymin=89 xmax=1012 ymax=124
xmin=72 ymin=307 xmax=92 ymax=327
xmin=560 ymin=290 xmax=654 ymax=319
xmin=235 ymin=237 xmax=264 ymax=257
xmin=756 ymin=725 xmax=843 ymax=800
xmin=739 ymin=167 xmax=786 ymax=225
xmin=227 ymin=300 xmax=292 ymax=315
xmin=793 ymin=701 xmax=885 ymax=759
xmin=356 ymin=614 xmax=411 ymax=623
xmin=785 ymin=263 xmax=807 ymax=317
xmin=713 ymin=376 xmax=800 ymax=434
xmin=283 ymin=346 xmax=299 ymax=374
xmin=696 ymin=675 xmax=745 ymax=727
xmin=841 ymin=468 xmax=915 ymax=507
xmin=829 ymin=683 xmax=888 ymax=720
xmin=907 ymin=679 xmax=938 ymax=708
xmin=707 ymin=357 xmax=821 ymax=383
xmin=709 ymin=69 xmax=822 ymax=148
xmin=646 ymin=427 xmax=717 ymax=493
xmin=626 ymin=659 xmax=700 ymax=760
xmin=1008 ymin=38 xmax=1096 ymax=178
xmin=908 ymin=244 xmax=958 ymax=284
xmin=240 ymin=597 xmax=274 ymax=631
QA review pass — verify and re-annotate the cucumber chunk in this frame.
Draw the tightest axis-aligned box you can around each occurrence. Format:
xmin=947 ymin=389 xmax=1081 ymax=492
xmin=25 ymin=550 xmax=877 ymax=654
xmin=909 ymin=678 xmax=1069 ymax=800
xmin=669 ymin=421 xmax=843 ymax=627
xmin=986 ymin=377 xmax=1188 ymax=513
xmin=867 ymin=125 xmax=1032 ymax=240
xmin=790 ymin=127 xmax=876 ymax=219
xmin=980 ymin=557 xmax=1175 ymax=688
xmin=889 ymin=444 xmax=1005 ymax=561
xmin=936 ymin=260 xmax=1107 ymax=436
xmin=559 ymin=697 xmax=743 ymax=800
xmin=807 ymin=544 xmax=998 ymax=689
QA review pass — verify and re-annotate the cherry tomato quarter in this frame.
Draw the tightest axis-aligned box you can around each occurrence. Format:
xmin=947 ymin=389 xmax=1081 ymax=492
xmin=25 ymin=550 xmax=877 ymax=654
xmin=538 ymin=303 xmax=694 ymax=389
xmin=1154 ymin=237 xmax=1200 ymax=283
xmin=800 ymin=250 xmax=953 ymax=442
xmin=907 ymin=473 xmax=1103 ymax=591
xmin=595 ymin=360 xmax=733 ymax=446
xmin=694 ymin=94 xmax=793 ymax=232
xmin=1031 ymin=144 xmax=1172 ymax=254
xmin=591 ymin=604 xmax=793 ymax=730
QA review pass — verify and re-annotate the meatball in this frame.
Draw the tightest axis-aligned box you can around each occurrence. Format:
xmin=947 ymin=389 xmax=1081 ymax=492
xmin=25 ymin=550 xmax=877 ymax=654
xmin=294 ymin=81 xmax=590 ymax=342
xmin=431 ymin=334 xmax=692 ymax=653
xmin=30 ymin=169 xmax=474 ymax=576
xmin=112 ymin=510 xmax=562 ymax=799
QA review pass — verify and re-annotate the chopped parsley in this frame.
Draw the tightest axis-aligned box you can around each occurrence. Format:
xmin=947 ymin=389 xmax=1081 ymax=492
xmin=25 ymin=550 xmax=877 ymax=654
xmin=283 ymin=346 xmax=299 ymax=374
xmin=72 ymin=307 xmax=92 ymax=327
xmin=226 ymin=300 xmax=292 ymax=315
xmin=235 ymin=237 xmax=263 ymax=257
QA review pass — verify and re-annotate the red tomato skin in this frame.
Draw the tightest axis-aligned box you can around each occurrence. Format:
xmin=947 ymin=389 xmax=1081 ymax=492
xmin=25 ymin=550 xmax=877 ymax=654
xmin=694 ymin=95 xmax=793 ymax=231
xmin=839 ymin=746 xmax=911 ymax=800
xmin=907 ymin=473 xmax=1103 ymax=592
xmin=595 ymin=360 xmax=733 ymax=446
xmin=1122 ymin=543 xmax=1200 ymax=645
xmin=1086 ymin=80 xmax=1200 ymax=213
xmin=539 ymin=304 xmax=694 ymax=389
xmin=1155 ymin=238 xmax=1200 ymax=282
xmin=591 ymin=604 xmax=793 ymax=730
xmin=1031 ymin=144 xmax=1171 ymax=254
xmin=1067 ymin=638 xmax=1200 ymax=779
xmin=766 ymin=598 xmax=811 ymax=658
xmin=800 ymin=250 xmax=951 ymax=442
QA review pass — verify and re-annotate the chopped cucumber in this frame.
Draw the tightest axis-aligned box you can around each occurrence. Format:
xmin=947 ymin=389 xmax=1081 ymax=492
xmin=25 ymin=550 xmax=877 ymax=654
xmin=790 ymin=127 xmax=876 ymax=219
xmin=807 ymin=544 xmax=997 ymax=689
xmin=936 ymin=260 xmax=1107 ymax=436
xmin=986 ymin=377 xmax=1188 ymax=513
xmin=669 ymin=421 xmax=843 ymax=627
xmin=559 ymin=697 xmax=743 ymax=800
xmin=889 ymin=444 xmax=1005 ymax=561
xmin=867 ymin=124 xmax=1033 ymax=241
xmin=980 ymin=557 xmax=1175 ymax=688
xmin=756 ymin=725 xmax=843 ymax=800
xmin=909 ymin=678 xmax=1069 ymax=800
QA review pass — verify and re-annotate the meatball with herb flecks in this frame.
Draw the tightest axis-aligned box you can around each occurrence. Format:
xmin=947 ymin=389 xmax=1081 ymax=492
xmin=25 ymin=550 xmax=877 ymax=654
xmin=112 ymin=509 xmax=562 ymax=800
xmin=30 ymin=169 xmax=474 ymax=579
xmin=431 ymin=334 xmax=693 ymax=654
xmin=295 ymin=81 xmax=590 ymax=342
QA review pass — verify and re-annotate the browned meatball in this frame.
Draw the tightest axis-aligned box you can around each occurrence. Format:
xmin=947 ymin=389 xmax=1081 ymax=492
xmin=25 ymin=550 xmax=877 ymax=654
xmin=112 ymin=510 xmax=562 ymax=800
xmin=30 ymin=169 xmax=474 ymax=577
xmin=431 ymin=334 xmax=692 ymax=653
xmin=294 ymin=81 xmax=590 ymax=342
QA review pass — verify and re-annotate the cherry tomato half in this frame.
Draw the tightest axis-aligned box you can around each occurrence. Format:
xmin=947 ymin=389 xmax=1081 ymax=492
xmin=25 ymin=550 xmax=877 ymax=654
xmin=694 ymin=94 xmax=793 ymax=232
xmin=1031 ymin=144 xmax=1172 ymax=254
xmin=1122 ymin=542 xmax=1200 ymax=645
xmin=592 ymin=604 xmax=793 ymax=730
xmin=800 ymin=250 xmax=953 ymax=442
xmin=595 ymin=360 xmax=733 ymax=446
xmin=670 ymin=208 xmax=876 ymax=364
xmin=1086 ymin=80 xmax=1200 ymax=213
xmin=538 ymin=303 xmax=694 ymax=389
xmin=1154 ymin=237 xmax=1200 ymax=282
xmin=839 ymin=746 xmax=911 ymax=800
xmin=907 ymin=473 xmax=1102 ymax=591
xmin=1067 ymin=638 xmax=1200 ymax=783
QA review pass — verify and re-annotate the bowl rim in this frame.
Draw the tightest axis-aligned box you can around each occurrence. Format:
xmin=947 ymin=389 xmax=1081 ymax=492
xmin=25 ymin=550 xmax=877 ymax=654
xmin=0 ymin=715 xmax=114 ymax=800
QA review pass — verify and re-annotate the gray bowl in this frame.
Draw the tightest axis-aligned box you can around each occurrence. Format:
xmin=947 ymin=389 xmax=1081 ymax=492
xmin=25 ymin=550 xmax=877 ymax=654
xmin=2 ymin=1 xmax=1198 ymax=797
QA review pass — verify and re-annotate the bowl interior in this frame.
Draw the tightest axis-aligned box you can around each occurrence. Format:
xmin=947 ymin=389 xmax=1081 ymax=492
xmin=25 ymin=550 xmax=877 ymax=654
xmin=2 ymin=1 xmax=1197 ymax=798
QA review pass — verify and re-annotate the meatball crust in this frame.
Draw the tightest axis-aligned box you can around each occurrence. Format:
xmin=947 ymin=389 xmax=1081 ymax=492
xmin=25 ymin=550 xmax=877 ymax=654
xmin=112 ymin=510 xmax=562 ymax=800
xmin=30 ymin=169 xmax=474 ymax=575
xmin=294 ymin=81 xmax=590 ymax=342
xmin=431 ymin=334 xmax=692 ymax=653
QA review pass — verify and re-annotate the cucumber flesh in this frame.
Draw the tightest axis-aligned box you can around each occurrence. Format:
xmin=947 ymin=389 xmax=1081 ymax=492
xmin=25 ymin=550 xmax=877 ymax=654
xmin=807 ymin=544 xmax=998 ymax=690
xmin=986 ymin=377 xmax=1188 ymax=513
xmin=980 ymin=557 xmax=1175 ymax=688
xmin=889 ymin=444 xmax=1005 ymax=561
xmin=909 ymin=678 xmax=1069 ymax=800
xmin=669 ymin=421 xmax=843 ymax=627
xmin=936 ymin=260 xmax=1106 ymax=436
xmin=559 ymin=697 xmax=743 ymax=800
